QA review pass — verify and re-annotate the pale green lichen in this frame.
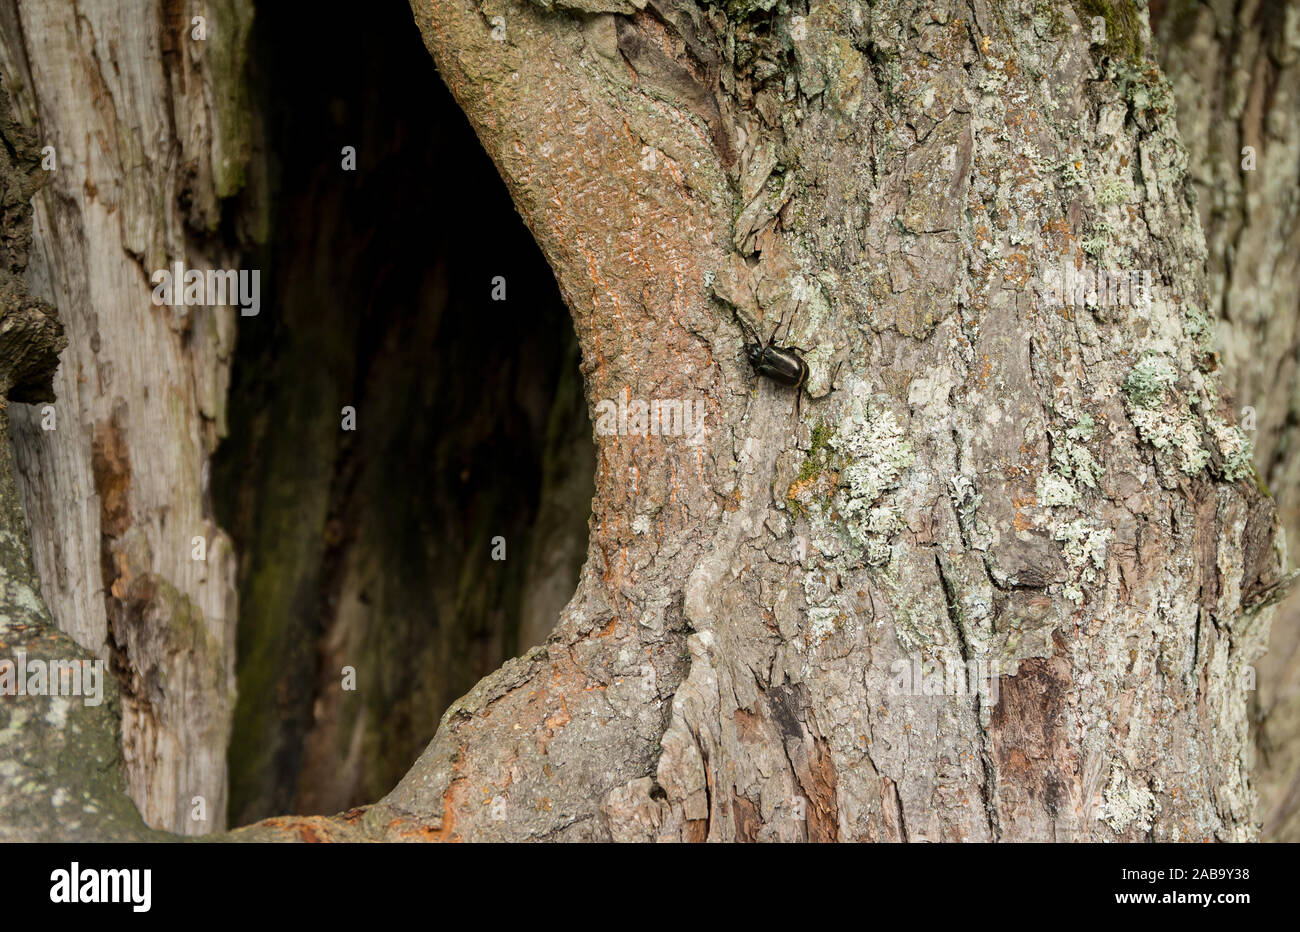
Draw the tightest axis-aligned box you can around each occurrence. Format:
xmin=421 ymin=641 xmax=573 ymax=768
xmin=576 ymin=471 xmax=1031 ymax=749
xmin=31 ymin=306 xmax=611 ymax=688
xmin=1098 ymin=764 xmax=1157 ymax=833
xmin=1068 ymin=413 xmax=1095 ymax=442
xmin=1036 ymin=411 xmax=1110 ymax=603
xmin=1082 ymin=220 xmax=1114 ymax=259
xmin=712 ymin=0 xmax=779 ymax=24
xmin=1038 ymin=414 xmax=1100 ymax=510
xmin=1058 ymin=154 xmax=1089 ymax=188
xmin=1211 ymin=417 xmax=1255 ymax=482
xmin=1123 ymin=354 xmax=1212 ymax=476
xmin=977 ymin=67 xmax=1008 ymax=94
xmin=1184 ymin=303 xmax=1215 ymax=352
xmin=829 ymin=400 xmax=914 ymax=556
xmin=806 ymin=604 xmax=841 ymax=644
xmin=1109 ymin=58 xmax=1177 ymax=119
xmin=1082 ymin=234 xmax=1108 ymax=258
xmin=863 ymin=507 xmax=903 ymax=566
xmin=788 ymin=395 xmax=915 ymax=657
xmin=1054 ymin=518 xmax=1111 ymax=604
xmin=1122 ymin=354 xmax=1178 ymax=408
xmin=1123 ymin=361 xmax=1256 ymax=484
xmin=1037 ymin=471 xmax=1080 ymax=508
xmin=1052 ymin=437 xmax=1100 ymax=490
xmin=1095 ymin=176 xmax=1133 ymax=205
xmin=1129 ymin=406 xmax=1210 ymax=475
xmin=948 ymin=475 xmax=992 ymax=549
xmin=790 ymin=392 xmax=913 ymax=567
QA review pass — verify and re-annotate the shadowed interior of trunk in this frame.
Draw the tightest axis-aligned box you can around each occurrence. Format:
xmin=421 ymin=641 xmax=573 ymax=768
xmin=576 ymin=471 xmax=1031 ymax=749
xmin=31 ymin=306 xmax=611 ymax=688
xmin=212 ymin=0 xmax=594 ymax=826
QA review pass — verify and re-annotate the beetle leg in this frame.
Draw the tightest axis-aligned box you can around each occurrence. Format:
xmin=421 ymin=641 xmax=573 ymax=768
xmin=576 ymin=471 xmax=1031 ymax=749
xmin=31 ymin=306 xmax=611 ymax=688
xmin=793 ymin=359 xmax=812 ymax=418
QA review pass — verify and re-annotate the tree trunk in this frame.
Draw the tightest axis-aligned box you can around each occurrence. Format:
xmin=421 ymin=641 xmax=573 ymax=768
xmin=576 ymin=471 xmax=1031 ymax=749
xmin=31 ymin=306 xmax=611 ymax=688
xmin=0 ymin=0 xmax=253 ymax=834
xmin=0 ymin=72 xmax=160 ymax=842
xmin=2 ymin=0 xmax=1291 ymax=842
xmin=316 ymin=0 xmax=1278 ymax=843
xmin=1152 ymin=0 xmax=1300 ymax=842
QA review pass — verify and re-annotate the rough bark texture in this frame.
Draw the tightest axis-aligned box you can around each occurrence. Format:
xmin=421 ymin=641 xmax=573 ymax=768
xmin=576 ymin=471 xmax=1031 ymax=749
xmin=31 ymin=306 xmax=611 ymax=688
xmin=1 ymin=0 xmax=1291 ymax=843
xmin=0 ymin=0 xmax=253 ymax=834
xmin=243 ymin=0 xmax=1278 ymax=842
xmin=1153 ymin=0 xmax=1300 ymax=842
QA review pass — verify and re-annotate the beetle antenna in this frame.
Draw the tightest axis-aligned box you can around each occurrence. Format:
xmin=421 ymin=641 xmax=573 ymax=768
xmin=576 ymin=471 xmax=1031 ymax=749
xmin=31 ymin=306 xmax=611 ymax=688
xmin=769 ymin=312 xmax=792 ymax=348
xmin=731 ymin=304 xmax=759 ymax=343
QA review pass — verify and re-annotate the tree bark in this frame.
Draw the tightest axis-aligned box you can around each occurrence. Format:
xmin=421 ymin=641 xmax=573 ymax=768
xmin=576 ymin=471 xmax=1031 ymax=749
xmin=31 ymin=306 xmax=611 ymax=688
xmin=245 ymin=0 xmax=1286 ymax=842
xmin=0 ymin=0 xmax=253 ymax=834
xmin=1153 ymin=0 xmax=1300 ymax=842
xmin=1 ymin=0 xmax=1291 ymax=843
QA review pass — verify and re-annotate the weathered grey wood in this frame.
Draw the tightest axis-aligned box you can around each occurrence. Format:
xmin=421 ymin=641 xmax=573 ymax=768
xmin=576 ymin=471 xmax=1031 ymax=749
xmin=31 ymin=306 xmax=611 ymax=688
xmin=0 ymin=0 xmax=253 ymax=834
xmin=0 ymin=72 xmax=160 ymax=842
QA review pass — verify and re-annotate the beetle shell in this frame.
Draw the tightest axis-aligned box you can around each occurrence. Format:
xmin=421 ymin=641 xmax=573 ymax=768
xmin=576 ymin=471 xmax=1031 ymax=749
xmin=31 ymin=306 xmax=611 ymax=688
xmin=746 ymin=343 xmax=808 ymax=388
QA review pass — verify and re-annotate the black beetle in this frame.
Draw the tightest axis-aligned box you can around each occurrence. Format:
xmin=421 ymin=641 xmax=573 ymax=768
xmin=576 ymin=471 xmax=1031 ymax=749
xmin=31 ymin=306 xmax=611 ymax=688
xmin=732 ymin=306 xmax=811 ymax=415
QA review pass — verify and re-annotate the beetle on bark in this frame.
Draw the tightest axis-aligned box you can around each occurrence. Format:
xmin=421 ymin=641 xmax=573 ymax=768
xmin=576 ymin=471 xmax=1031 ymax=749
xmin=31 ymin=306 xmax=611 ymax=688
xmin=731 ymin=305 xmax=811 ymax=415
